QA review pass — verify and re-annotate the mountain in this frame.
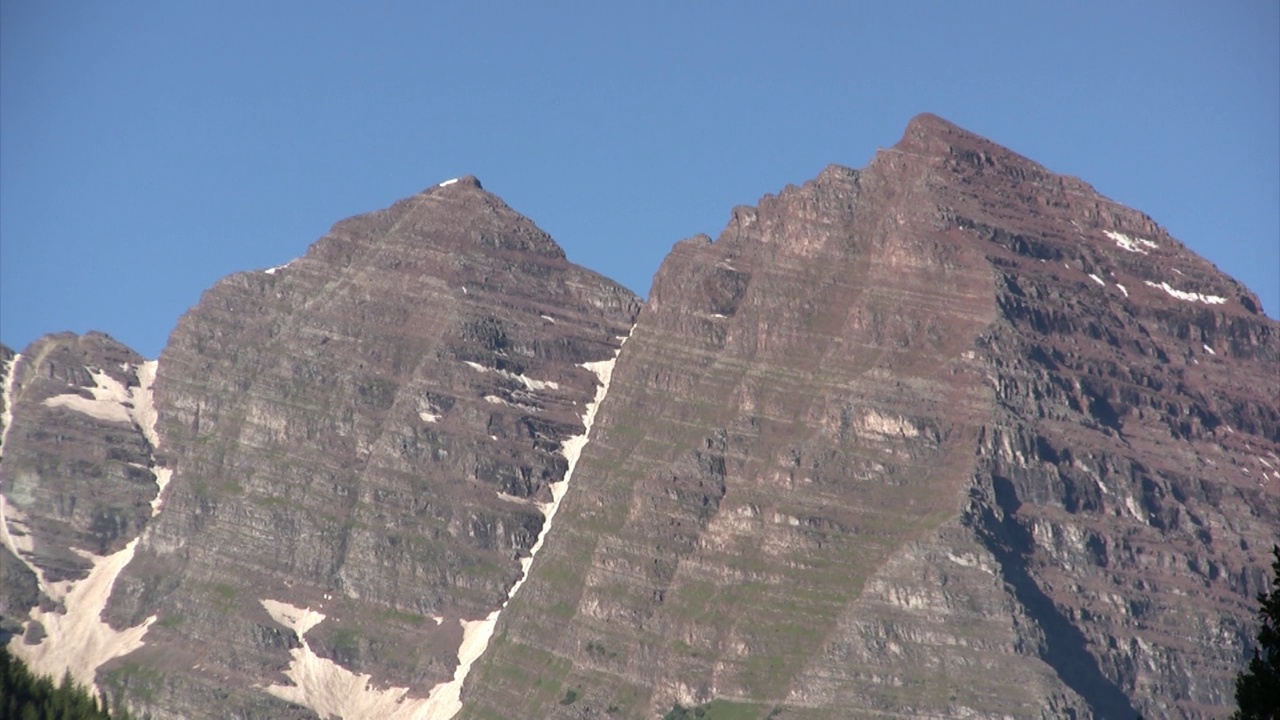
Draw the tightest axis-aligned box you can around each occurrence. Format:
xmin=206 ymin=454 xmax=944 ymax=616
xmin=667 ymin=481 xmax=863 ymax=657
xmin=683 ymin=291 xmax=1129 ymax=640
xmin=2 ymin=115 xmax=1277 ymax=719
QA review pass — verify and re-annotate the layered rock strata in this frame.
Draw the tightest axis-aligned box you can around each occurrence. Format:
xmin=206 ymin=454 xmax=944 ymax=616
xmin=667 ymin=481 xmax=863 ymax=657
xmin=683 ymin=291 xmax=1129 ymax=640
xmin=4 ymin=177 xmax=639 ymax=718
xmin=2 ymin=117 xmax=1276 ymax=720
xmin=0 ymin=333 xmax=168 ymax=690
xmin=457 ymin=115 xmax=1279 ymax=719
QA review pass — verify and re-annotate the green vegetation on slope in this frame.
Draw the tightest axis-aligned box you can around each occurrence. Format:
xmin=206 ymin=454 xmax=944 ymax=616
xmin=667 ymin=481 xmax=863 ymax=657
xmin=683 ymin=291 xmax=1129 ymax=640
xmin=663 ymin=701 xmax=782 ymax=720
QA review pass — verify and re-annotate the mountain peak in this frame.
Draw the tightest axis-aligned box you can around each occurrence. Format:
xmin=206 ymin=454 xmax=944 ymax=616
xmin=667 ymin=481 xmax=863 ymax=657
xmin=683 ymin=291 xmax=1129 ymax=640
xmin=891 ymin=112 xmax=1046 ymax=175
xmin=429 ymin=174 xmax=484 ymax=192
xmin=4 ymin=117 xmax=1277 ymax=720
xmin=895 ymin=112 xmax=974 ymax=152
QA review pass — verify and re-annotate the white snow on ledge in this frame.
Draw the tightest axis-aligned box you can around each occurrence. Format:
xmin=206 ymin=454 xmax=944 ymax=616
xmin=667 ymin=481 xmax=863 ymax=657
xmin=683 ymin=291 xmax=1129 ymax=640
xmin=264 ymin=260 xmax=295 ymax=275
xmin=463 ymin=361 xmax=560 ymax=391
xmin=1104 ymin=230 xmax=1159 ymax=255
xmin=42 ymin=369 xmax=133 ymax=424
xmin=1116 ymin=284 xmax=1129 ymax=298
xmin=1088 ymin=273 xmax=1106 ymax=287
xmin=1143 ymin=280 xmax=1227 ymax=305
xmin=438 ymin=178 xmax=459 ymax=187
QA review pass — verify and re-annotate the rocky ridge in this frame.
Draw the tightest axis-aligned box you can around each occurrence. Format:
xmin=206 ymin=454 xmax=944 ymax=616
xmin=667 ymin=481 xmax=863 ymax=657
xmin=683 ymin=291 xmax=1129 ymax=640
xmin=1 ymin=116 xmax=1276 ymax=719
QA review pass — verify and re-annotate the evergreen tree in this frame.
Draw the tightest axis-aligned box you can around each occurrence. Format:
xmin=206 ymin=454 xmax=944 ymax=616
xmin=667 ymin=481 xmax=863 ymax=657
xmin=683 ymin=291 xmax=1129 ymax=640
xmin=0 ymin=644 xmax=134 ymax=720
xmin=1234 ymin=544 xmax=1280 ymax=719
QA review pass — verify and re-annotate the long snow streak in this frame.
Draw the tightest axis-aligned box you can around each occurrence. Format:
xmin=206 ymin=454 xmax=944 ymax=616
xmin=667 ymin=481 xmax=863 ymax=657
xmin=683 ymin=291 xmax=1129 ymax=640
xmin=3 ymin=360 xmax=167 ymax=691
xmin=427 ymin=333 xmax=627 ymax=712
xmin=419 ymin=332 xmax=631 ymax=719
xmin=0 ymin=355 xmax=45 ymax=586
xmin=0 ymin=354 xmax=17 ymax=453
xmin=263 ymin=329 xmax=634 ymax=720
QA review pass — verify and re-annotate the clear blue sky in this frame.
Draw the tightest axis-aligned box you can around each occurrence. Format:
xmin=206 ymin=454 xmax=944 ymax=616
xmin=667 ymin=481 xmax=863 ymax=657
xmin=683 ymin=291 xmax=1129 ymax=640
xmin=3 ymin=2 xmax=1277 ymax=359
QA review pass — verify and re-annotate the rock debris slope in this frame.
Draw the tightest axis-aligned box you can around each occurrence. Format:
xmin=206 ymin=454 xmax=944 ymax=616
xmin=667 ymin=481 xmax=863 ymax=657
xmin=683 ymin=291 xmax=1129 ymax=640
xmin=457 ymin=115 xmax=1279 ymax=719
xmin=1 ymin=116 xmax=1277 ymax=720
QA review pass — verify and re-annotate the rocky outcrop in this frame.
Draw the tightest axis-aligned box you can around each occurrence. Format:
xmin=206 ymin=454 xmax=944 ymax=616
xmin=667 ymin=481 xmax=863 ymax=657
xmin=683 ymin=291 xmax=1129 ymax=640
xmin=457 ymin=116 xmax=1279 ymax=719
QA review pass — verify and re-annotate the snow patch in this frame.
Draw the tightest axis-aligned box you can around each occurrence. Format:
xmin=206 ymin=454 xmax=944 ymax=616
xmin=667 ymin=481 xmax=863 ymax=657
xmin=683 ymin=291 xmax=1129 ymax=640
xmin=540 ymin=314 xmax=556 ymax=324
xmin=419 ymin=412 xmax=441 ymax=423
xmin=1104 ymin=230 xmax=1158 ymax=254
xmin=1203 ymin=344 xmax=1216 ymax=355
xmin=1088 ymin=273 xmax=1106 ymax=286
xmin=463 ymin=361 xmax=560 ymax=391
xmin=264 ymin=260 xmax=295 ymax=275
xmin=18 ymin=541 xmax=156 ymax=690
xmin=438 ymin=178 xmax=459 ymax=187
xmin=261 ymin=599 xmax=437 ymax=719
xmin=1125 ymin=496 xmax=1146 ymax=522
xmin=1143 ymin=280 xmax=1227 ymax=305
xmin=41 ymin=369 xmax=134 ymax=424
xmin=1116 ymin=284 xmax=1129 ymax=298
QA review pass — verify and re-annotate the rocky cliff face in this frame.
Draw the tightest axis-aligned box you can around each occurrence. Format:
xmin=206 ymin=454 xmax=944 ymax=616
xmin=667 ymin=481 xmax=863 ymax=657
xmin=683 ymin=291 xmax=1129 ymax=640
xmin=2 ymin=117 xmax=1276 ymax=720
xmin=0 ymin=332 xmax=166 ymax=690
xmin=457 ymin=116 xmax=1279 ymax=719
xmin=3 ymin=176 xmax=639 ymax=718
